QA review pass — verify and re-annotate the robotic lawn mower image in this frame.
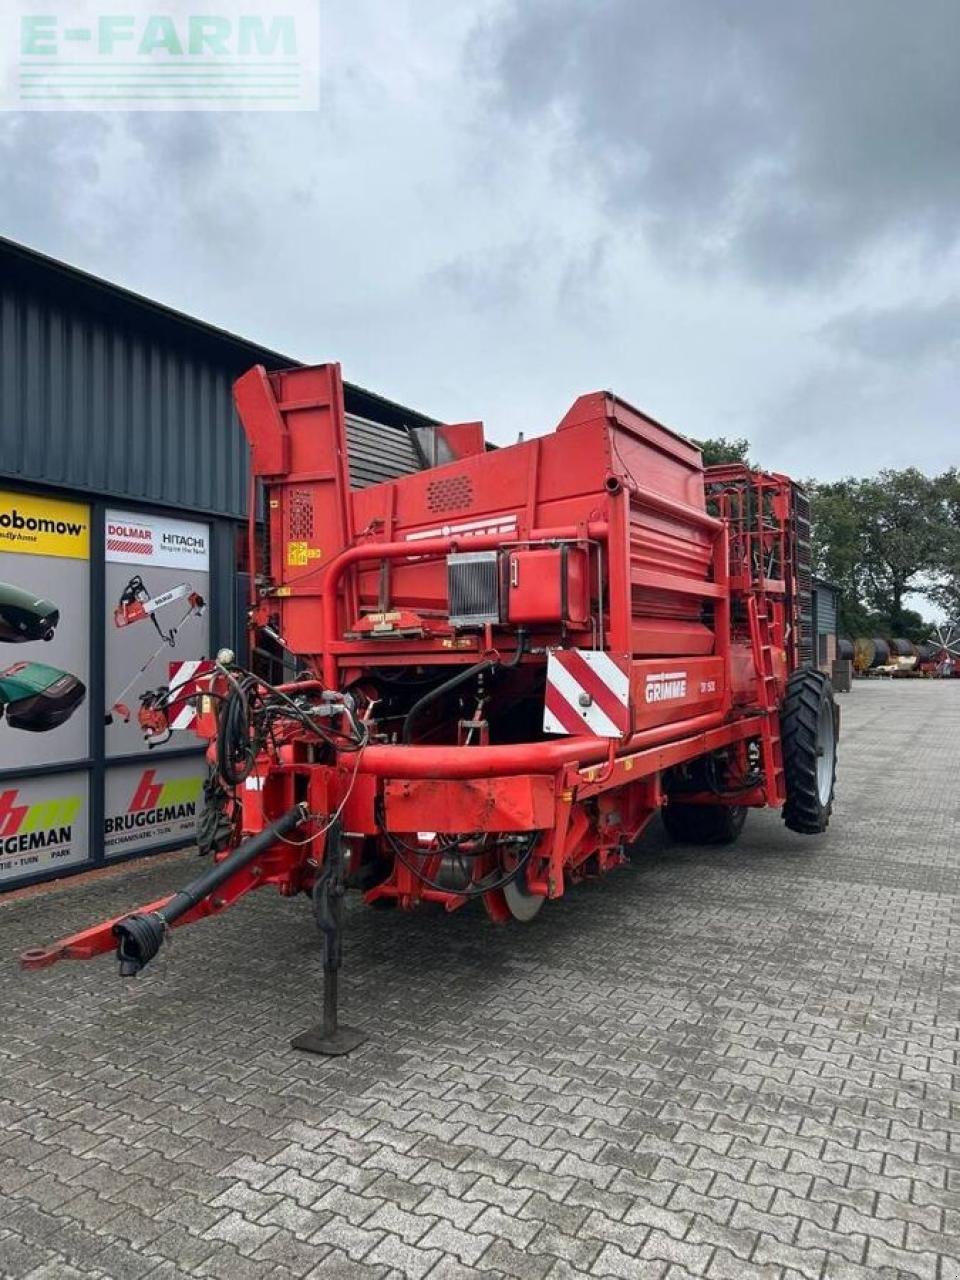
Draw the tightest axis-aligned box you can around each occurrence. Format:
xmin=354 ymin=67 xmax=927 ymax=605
xmin=0 ymin=582 xmax=60 ymax=644
xmin=0 ymin=661 xmax=86 ymax=733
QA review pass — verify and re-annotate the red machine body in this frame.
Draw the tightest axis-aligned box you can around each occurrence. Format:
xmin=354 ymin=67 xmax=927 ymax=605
xmin=23 ymin=365 xmax=836 ymax=1019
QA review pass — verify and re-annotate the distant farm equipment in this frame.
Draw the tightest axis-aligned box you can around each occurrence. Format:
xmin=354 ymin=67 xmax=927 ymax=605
xmin=847 ymin=623 xmax=960 ymax=678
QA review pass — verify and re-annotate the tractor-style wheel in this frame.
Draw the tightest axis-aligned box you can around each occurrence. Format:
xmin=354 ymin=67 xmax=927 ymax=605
xmin=781 ymin=667 xmax=838 ymax=834
xmin=661 ymin=803 xmax=747 ymax=846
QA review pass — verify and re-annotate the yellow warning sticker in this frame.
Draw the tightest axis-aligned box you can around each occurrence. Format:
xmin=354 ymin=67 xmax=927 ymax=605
xmin=0 ymin=490 xmax=90 ymax=559
xmin=286 ymin=542 xmax=322 ymax=567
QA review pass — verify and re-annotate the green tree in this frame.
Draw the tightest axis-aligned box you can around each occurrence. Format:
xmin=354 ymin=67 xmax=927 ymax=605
xmin=809 ymin=470 xmax=946 ymax=637
xmin=808 ymin=479 xmax=868 ymax=635
xmin=694 ymin=436 xmax=752 ymax=467
xmin=931 ymin=468 xmax=960 ymax=618
xmin=857 ymin=469 xmax=945 ymax=633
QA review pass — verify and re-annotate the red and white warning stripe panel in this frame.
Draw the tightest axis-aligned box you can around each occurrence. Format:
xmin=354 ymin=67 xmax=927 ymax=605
xmin=166 ymin=660 xmax=216 ymax=730
xmin=543 ymin=649 xmax=630 ymax=738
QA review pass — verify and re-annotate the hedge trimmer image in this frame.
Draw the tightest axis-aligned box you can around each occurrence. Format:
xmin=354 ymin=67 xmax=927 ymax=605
xmin=0 ymin=581 xmax=60 ymax=644
xmin=106 ymin=575 xmax=207 ymax=726
xmin=0 ymin=661 xmax=86 ymax=732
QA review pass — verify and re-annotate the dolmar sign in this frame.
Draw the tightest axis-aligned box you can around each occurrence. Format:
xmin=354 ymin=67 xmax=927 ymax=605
xmin=0 ymin=784 xmax=85 ymax=881
xmin=105 ymin=510 xmax=209 ymax=572
xmin=105 ymin=767 xmax=203 ymax=856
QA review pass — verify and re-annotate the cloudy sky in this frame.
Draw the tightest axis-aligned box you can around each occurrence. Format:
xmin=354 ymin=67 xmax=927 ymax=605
xmin=2 ymin=0 xmax=958 ymax=479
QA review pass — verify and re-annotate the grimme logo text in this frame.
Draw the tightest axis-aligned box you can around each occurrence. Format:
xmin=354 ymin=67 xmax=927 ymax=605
xmin=22 ymin=14 xmax=296 ymax=58
xmin=644 ymin=671 xmax=688 ymax=703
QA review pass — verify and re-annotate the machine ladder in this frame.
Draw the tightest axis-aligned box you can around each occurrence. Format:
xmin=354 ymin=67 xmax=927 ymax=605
xmin=748 ymin=597 xmax=786 ymax=807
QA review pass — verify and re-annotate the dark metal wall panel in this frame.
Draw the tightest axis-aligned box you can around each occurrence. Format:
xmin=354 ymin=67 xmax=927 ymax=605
xmin=815 ymin=586 xmax=838 ymax=636
xmin=0 ymin=278 xmax=250 ymax=517
xmin=345 ymin=413 xmax=423 ymax=489
xmin=0 ymin=236 xmax=439 ymax=519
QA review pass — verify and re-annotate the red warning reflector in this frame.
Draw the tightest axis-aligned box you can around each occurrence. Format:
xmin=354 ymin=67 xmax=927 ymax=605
xmin=543 ymin=649 xmax=630 ymax=738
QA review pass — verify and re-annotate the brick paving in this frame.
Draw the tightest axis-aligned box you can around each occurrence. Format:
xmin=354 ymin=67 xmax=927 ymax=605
xmin=1 ymin=680 xmax=959 ymax=1280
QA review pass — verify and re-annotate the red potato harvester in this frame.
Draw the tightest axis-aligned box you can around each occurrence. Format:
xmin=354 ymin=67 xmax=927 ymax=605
xmin=22 ymin=365 xmax=839 ymax=1055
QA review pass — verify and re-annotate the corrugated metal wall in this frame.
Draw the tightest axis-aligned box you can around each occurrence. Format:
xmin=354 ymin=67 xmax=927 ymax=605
xmin=0 ymin=276 xmax=252 ymax=516
xmin=0 ymin=238 xmax=438 ymax=517
xmin=816 ymin=586 xmax=838 ymax=636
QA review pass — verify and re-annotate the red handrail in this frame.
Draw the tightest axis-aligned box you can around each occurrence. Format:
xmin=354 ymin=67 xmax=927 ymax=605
xmin=320 ymin=521 xmax=609 ymax=685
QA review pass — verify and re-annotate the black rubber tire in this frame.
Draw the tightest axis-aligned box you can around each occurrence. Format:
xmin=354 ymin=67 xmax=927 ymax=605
xmin=781 ymin=667 xmax=838 ymax=834
xmin=661 ymin=803 xmax=747 ymax=846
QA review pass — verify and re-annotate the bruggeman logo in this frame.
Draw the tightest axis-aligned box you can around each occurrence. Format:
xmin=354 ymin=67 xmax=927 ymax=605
xmin=0 ymin=787 xmax=80 ymax=856
xmin=105 ymin=769 xmax=202 ymax=836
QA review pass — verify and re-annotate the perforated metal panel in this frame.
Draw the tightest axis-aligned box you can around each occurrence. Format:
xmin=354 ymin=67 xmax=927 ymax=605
xmin=427 ymin=474 xmax=473 ymax=512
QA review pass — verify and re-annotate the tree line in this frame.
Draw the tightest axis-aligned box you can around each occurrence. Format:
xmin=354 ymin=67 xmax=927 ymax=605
xmin=695 ymin=438 xmax=959 ymax=641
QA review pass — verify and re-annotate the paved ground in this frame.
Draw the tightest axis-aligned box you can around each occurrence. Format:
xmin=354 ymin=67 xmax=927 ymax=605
xmin=1 ymin=680 xmax=959 ymax=1280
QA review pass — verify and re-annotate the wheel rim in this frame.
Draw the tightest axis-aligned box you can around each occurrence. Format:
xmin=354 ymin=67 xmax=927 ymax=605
xmin=816 ymin=699 xmax=835 ymax=806
xmin=502 ymin=863 xmax=545 ymax=921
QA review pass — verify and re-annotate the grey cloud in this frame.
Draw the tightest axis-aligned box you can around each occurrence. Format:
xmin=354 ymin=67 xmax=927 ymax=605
xmin=430 ymin=233 xmax=615 ymax=318
xmin=474 ymin=0 xmax=960 ymax=285
xmin=429 ymin=238 xmax=545 ymax=310
xmin=1 ymin=4 xmax=956 ymax=484
xmin=0 ymin=113 xmax=111 ymax=249
xmin=819 ymin=297 xmax=960 ymax=364
xmin=756 ymin=353 xmax=958 ymax=481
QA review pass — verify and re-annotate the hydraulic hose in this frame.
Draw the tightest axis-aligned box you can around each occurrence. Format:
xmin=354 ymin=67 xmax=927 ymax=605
xmin=401 ymin=657 xmax=497 ymax=745
xmin=216 ymin=674 xmax=257 ymax=786
xmin=400 ymin=632 xmax=527 ymax=745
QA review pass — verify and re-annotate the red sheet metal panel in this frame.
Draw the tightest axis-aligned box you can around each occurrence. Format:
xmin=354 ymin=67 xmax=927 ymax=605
xmin=384 ymin=775 xmax=556 ymax=832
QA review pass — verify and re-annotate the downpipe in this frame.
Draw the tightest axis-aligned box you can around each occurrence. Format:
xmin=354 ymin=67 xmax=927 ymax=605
xmin=113 ymin=802 xmax=308 ymax=976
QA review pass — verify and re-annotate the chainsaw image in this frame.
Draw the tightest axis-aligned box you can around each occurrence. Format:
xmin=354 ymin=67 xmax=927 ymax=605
xmin=0 ymin=582 xmax=60 ymax=644
xmin=113 ymin=575 xmax=203 ymax=641
xmin=0 ymin=661 xmax=86 ymax=732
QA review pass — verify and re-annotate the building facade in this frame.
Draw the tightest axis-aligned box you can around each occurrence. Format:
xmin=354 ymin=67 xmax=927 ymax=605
xmin=812 ymin=577 xmax=841 ymax=674
xmin=0 ymin=236 xmax=435 ymax=890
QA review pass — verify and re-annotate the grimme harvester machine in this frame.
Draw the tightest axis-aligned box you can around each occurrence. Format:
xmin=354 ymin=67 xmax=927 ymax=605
xmin=23 ymin=365 xmax=839 ymax=1054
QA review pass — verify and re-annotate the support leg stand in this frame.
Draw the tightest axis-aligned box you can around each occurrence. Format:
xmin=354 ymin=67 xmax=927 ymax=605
xmin=291 ymin=821 xmax=366 ymax=1056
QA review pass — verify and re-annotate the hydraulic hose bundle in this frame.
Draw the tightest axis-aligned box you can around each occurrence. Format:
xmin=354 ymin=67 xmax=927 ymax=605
xmin=214 ymin=665 xmax=368 ymax=787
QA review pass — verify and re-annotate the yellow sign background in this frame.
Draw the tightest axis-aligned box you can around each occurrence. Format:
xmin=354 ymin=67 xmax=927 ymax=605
xmin=0 ymin=490 xmax=90 ymax=560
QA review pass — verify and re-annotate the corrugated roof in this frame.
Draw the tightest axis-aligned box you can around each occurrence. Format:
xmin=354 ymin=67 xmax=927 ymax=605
xmin=0 ymin=235 xmax=439 ymax=434
xmin=0 ymin=236 xmax=440 ymax=514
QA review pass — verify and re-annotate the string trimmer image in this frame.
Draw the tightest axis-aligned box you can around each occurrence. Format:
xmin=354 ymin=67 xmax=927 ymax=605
xmin=0 ymin=661 xmax=86 ymax=732
xmin=106 ymin=574 xmax=206 ymax=726
xmin=134 ymin=660 xmax=217 ymax=747
xmin=0 ymin=581 xmax=60 ymax=644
